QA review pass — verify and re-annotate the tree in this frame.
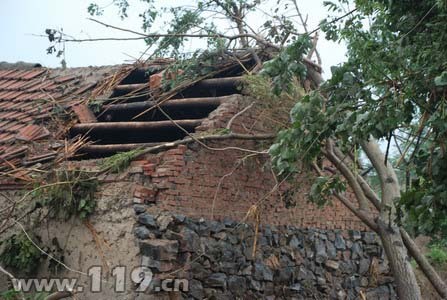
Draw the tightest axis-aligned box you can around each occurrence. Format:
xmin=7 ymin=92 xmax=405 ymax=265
xmin=47 ymin=0 xmax=315 ymax=63
xmin=46 ymin=0 xmax=447 ymax=298
xmin=269 ymin=0 xmax=447 ymax=298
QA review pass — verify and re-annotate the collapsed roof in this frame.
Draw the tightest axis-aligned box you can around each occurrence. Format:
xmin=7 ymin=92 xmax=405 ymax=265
xmin=0 ymin=50 xmax=321 ymax=184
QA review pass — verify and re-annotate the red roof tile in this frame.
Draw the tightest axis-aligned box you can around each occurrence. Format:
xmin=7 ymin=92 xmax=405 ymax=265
xmin=16 ymin=124 xmax=50 ymax=141
xmin=0 ymin=63 xmax=131 ymax=177
xmin=0 ymin=70 xmax=18 ymax=78
xmin=0 ymin=80 xmax=19 ymax=90
xmin=54 ymin=74 xmax=78 ymax=83
xmin=19 ymin=78 xmax=45 ymax=90
xmin=21 ymin=69 xmax=47 ymax=80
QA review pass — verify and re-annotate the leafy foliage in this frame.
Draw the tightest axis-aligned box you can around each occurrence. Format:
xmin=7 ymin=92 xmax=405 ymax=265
xmin=266 ymin=0 xmax=447 ymax=241
xmin=0 ymin=232 xmax=42 ymax=274
xmin=161 ymin=50 xmax=225 ymax=91
xmin=426 ymin=243 xmax=447 ymax=265
xmin=100 ymin=148 xmax=145 ymax=173
xmin=36 ymin=169 xmax=98 ymax=220
xmin=261 ymin=35 xmax=312 ymax=95
xmin=269 ymin=91 xmax=330 ymax=176
xmin=309 ymin=176 xmax=346 ymax=207
xmin=0 ymin=290 xmax=48 ymax=300
xmin=321 ymin=0 xmax=447 ymax=238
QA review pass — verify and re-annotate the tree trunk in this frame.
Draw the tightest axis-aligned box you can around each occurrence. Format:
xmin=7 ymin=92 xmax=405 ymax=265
xmin=377 ymin=220 xmax=422 ymax=299
xmin=362 ymin=138 xmax=422 ymax=299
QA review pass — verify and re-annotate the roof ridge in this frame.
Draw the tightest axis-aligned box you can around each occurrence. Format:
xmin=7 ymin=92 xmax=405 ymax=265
xmin=0 ymin=61 xmax=42 ymax=70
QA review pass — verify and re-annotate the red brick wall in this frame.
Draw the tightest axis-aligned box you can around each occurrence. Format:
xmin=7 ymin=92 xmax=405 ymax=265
xmin=128 ymin=94 xmax=370 ymax=230
xmin=130 ymin=142 xmax=368 ymax=230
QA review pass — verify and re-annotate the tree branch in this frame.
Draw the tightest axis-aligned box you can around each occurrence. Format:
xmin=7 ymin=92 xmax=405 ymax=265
xmin=360 ymin=137 xmax=399 ymax=213
xmin=400 ymin=228 xmax=447 ymax=299
xmin=324 ymin=140 xmax=370 ymax=211
xmin=0 ymin=264 xmax=25 ymax=300
xmin=332 ymin=146 xmax=381 ymax=210
xmin=79 ymin=17 xmax=276 ymax=49
xmin=291 ymin=0 xmax=322 ymax=65
xmin=226 ymin=102 xmax=255 ymax=130
xmin=312 ymin=162 xmax=378 ymax=231
xmin=45 ymin=291 xmax=73 ymax=300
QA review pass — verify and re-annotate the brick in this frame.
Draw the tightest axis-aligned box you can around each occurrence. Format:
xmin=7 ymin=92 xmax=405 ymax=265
xmin=124 ymin=121 xmax=371 ymax=231
xmin=149 ymin=72 xmax=163 ymax=89
xmin=72 ymin=104 xmax=97 ymax=123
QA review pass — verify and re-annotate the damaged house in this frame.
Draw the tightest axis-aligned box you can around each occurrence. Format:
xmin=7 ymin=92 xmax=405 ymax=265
xmin=0 ymin=53 xmax=395 ymax=299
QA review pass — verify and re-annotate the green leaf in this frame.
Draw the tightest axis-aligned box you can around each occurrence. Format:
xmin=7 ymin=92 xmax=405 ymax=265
xmin=434 ymin=71 xmax=447 ymax=87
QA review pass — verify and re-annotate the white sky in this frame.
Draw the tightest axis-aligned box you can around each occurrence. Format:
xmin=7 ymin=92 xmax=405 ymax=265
xmin=1 ymin=0 xmax=347 ymax=77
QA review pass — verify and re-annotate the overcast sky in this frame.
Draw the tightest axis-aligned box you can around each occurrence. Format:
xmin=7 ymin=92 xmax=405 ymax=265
xmin=1 ymin=0 xmax=347 ymax=77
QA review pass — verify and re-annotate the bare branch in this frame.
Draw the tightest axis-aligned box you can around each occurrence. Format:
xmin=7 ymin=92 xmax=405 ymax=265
xmin=312 ymin=162 xmax=378 ymax=231
xmin=226 ymin=102 xmax=255 ymax=130
xmin=45 ymin=291 xmax=73 ymax=300
xmin=400 ymin=228 xmax=447 ymax=299
xmin=324 ymin=140 xmax=370 ymax=211
xmin=88 ymin=18 xmax=147 ymax=36
xmin=332 ymin=146 xmax=381 ymax=209
xmin=291 ymin=0 xmax=322 ymax=65
xmin=61 ymin=17 xmax=278 ymax=49
xmin=0 ymin=264 xmax=25 ymax=300
xmin=308 ymin=8 xmax=358 ymax=35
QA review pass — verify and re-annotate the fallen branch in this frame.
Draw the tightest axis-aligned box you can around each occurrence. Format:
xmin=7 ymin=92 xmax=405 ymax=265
xmin=71 ymin=119 xmax=203 ymax=133
xmin=400 ymin=228 xmax=447 ymax=299
xmin=94 ymin=132 xmax=275 ymax=173
xmin=45 ymin=291 xmax=73 ymax=300
xmin=138 ymin=132 xmax=275 ymax=155
xmin=0 ymin=264 xmax=25 ymax=300
xmin=226 ymin=102 xmax=254 ymax=130
xmin=311 ymin=162 xmax=379 ymax=232
xmin=157 ymin=107 xmax=270 ymax=154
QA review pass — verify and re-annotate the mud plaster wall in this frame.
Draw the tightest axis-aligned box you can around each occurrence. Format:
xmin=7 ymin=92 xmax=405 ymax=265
xmin=0 ymin=183 xmax=141 ymax=300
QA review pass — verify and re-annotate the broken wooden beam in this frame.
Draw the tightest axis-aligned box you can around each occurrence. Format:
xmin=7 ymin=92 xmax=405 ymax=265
xmin=80 ymin=143 xmax=160 ymax=154
xmin=112 ymin=77 xmax=243 ymax=94
xmin=194 ymin=76 xmax=243 ymax=89
xmin=113 ymin=83 xmax=148 ymax=93
xmin=79 ymin=133 xmax=276 ymax=155
xmin=23 ymin=152 xmax=57 ymax=166
xmin=71 ymin=119 xmax=203 ymax=133
xmin=102 ymin=95 xmax=232 ymax=112
xmin=72 ymin=104 xmax=97 ymax=123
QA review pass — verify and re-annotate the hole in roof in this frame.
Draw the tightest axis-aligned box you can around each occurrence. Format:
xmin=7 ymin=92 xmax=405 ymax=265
xmin=72 ymin=58 xmax=254 ymax=158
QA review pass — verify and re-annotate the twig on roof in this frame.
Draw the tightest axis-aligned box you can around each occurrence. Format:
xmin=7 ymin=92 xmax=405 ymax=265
xmin=226 ymin=102 xmax=255 ymax=130
xmin=157 ymin=106 xmax=269 ymax=154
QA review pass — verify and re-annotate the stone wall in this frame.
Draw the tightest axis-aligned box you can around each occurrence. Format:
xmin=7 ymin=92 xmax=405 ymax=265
xmin=133 ymin=209 xmax=395 ymax=300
